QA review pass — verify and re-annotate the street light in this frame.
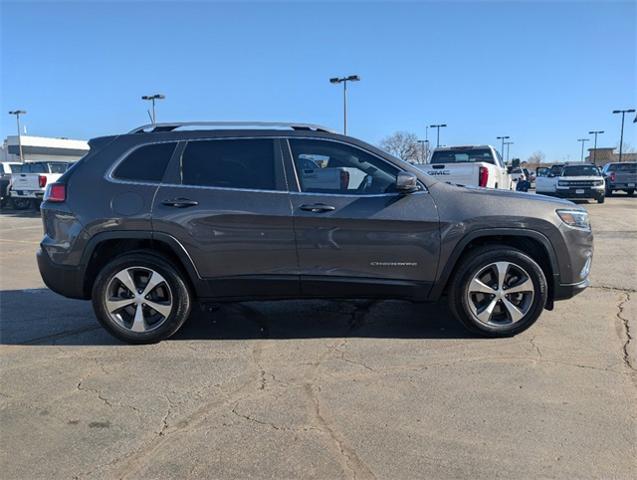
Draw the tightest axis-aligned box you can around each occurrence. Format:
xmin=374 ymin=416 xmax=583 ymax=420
xmin=612 ymin=108 xmax=636 ymax=162
xmin=141 ymin=94 xmax=165 ymax=126
xmin=8 ymin=110 xmax=27 ymax=163
xmin=496 ymin=136 xmax=510 ymax=160
xmin=417 ymin=139 xmax=429 ymax=164
xmin=329 ymin=75 xmax=360 ymax=135
xmin=577 ymin=138 xmax=590 ymax=162
xmin=430 ymin=124 xmax=447 ymax=147
xmin=588 ymin=130 xmax=604 ymax=164
xmin=504 ymin=141 xmax=514 ymax=162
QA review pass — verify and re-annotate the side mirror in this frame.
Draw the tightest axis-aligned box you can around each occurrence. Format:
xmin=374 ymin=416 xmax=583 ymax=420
xmin=396 ymin=172 xmax=418 ymax=193
xmin=506 ymin=166 xmax=513 ymax=174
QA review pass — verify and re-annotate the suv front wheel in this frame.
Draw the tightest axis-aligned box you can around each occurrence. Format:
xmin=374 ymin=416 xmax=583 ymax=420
xmin=92 ymin=252 xmax=192 ymax=344
xmin=449 ymin=246 xmax=548 ymax=337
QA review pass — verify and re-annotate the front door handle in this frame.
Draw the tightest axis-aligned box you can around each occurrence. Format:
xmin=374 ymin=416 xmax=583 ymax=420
xmin=161 ymin=198 xmax=199 ymax=208
xmin=299 ymin=203 xmax=336 ymax=213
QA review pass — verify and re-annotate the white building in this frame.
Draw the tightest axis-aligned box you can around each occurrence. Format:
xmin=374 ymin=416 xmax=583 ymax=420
xmin=1 ymin=135 xmax=89 ymax=163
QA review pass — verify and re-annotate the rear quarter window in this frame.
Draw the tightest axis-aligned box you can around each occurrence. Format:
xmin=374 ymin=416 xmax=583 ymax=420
xmin=113 ymin=142 xmax=177 ymax=182
xmin=430 ymin=149 xmax=495 ymax=164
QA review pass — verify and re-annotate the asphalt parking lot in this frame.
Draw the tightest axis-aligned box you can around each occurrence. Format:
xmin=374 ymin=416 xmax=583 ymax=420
xmin=1 ymin=196 xmax=635 ymax=479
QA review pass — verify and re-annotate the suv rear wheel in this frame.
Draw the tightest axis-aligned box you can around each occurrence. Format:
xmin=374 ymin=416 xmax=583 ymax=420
xmin=449 ymin=246 xmax=547 ymax=337
xmin=92 ymin=252 xmax=192 ymax=344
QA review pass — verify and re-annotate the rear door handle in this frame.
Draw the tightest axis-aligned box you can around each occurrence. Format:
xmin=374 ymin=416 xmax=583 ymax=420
xmin=299 ymin=203 xmax=336 ymax=213
xmin=161 ymin=198 xmax=199 ymax=208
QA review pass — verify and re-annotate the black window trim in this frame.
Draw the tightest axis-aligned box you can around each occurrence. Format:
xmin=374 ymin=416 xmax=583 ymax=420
xmin=106 ymin=139 xmax=181 ymax=186
xmin=282 ymin=136 xmax=425 ymax=197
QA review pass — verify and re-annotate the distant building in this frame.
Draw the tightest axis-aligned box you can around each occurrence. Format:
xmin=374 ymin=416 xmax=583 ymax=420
xmin=585 ymin=147 xmax=637 ymax=166
xmin=1 ymin=135 xmax=89 ymax=163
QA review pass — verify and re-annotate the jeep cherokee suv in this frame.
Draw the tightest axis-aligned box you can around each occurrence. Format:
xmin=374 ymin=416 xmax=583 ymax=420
xmin=37 ymin=122 xmax=593 ymax=343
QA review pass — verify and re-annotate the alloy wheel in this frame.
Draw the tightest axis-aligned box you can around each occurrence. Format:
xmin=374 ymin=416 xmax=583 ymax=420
xmin=466 ymin=261 xmax=535 ymax=327
xmin=104 ymin=266 xmax=173 ymax=333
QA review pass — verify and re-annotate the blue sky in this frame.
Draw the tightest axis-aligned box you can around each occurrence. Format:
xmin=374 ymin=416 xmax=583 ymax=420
xmin=1 ymin=1 xmax=635 ymax=162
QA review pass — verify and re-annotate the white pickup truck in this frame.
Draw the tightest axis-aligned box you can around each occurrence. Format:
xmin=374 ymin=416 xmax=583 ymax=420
xmin=10 ymin=161 xmax=71 ymax=209
xmin=536 ymin=163 xmax=605 ymax=203
xmin=416 ymin=145 xmax=513 ymax=190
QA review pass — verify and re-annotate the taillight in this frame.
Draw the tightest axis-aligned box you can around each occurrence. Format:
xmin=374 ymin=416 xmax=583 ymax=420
xmin=44 ymin=183 xmax=66 ymax=202
xmin=609 ymin=172 xmax=616 ymax=182
xmin=478 ymin=166 xmax=489 ymax=187
xmin=340 ymin=170 xmax=350 ymax=190
xmin=39 ymin=175 xmax=47 ymax=188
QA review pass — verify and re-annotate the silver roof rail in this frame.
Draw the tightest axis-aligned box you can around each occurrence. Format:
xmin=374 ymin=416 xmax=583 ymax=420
xmin=128 ymin=121 xmax=336 ymax=134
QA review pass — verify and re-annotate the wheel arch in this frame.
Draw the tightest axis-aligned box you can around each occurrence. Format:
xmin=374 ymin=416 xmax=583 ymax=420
xmin=429 ymin=228 xmax=559 ymax=308
xmin=81 ymin=231 xmax=203 ymax=298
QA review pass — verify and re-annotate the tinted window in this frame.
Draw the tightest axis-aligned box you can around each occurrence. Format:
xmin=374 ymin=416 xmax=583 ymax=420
xmin=181 ymin=139 xmax=277 ymax=190
xmin=49 ymin=163 xmax=69 ymax=174
xmin=612 ymin=163 xmax=636 ymax=173
xmin=562 ymin=165 xmax=600 ymax=176
xmin=18 ymin=162 xmax=48 ymax=173
xmin=289 ymin=139 xmax=399 ymax=195
xmin=113 ymin=142 xmax=176 ymax=182
xmin=431 ymin=149 xmax=495 ymax=165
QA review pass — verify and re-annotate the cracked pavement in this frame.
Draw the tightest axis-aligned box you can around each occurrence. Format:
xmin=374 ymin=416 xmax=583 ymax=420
xmin=1 ymin=197 xmax=636 ymax=479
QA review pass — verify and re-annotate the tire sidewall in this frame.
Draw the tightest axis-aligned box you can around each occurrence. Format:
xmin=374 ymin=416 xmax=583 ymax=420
xmin=92 ymin=253 xmax=191 ymax=344
xmin=450 ymin=247 xmax=547 ymax=337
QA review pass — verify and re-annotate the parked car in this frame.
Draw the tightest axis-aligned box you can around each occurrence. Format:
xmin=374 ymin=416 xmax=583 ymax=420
xmin=536 ymin=163 xmax=605 ymax=203
xmin=0 ymin=161 xmax=21 ymax=207
xmin=415 ymin=145 xmax=513 ymax=190
xmin=601 ymin=162 xmax=636 ymax=196
xmin=535 ymin=164 xmax=565 ymax=196
xmin=10 ymin=161 xmax=72 ymax=209
xmin=37 ymin=122 xmax=592 ymax=343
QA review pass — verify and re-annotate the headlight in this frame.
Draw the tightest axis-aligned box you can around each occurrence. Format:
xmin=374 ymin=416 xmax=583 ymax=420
xmin=556 ymin=209 xmax=591 ymax=230
xmin=558 ymin=180 xmax=568 ymax=186
xmin=594 ymin=180 xmax=603 ymax=186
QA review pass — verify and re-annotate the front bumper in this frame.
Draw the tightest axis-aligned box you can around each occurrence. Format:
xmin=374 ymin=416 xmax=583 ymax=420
xmin=36 ymin=247 xmax=87 ymax=299
xmin=553 ymin=186 xmax=604 ymax=199
xmin=554 ymin=277 xmax=590 ymax=300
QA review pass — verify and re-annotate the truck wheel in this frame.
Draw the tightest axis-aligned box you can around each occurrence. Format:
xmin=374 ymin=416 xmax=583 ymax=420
xmin=11 ymin=198 xmax=30 ymax=210
xmin=92 ymin=252 xmax=192 ymax=344
xmin=627 ymin=189 xmax=635 ymax=196
xmin=448 ymin=245 xmax=547 ymax=337
xmin=597 ymin=194 xmax=605 ymax=204
xmin=605 ymin=187 xmax=613 ymax=197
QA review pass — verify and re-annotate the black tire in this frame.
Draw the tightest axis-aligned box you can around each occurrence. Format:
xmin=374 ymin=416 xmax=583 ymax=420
xmin=597 ymin=194 xmax=605 ymax=204
xmin=92 ymin=251 xmax=192 ymax=344
xmin=448 ymin=245 xmax=548 ymax=337
xmin=11 ymin=197 xmax=31 ymax=210
xmin=605 ymin=187 xmax=613 ymax=197
xmin=627 ymin=189 xmax=635 ymax=196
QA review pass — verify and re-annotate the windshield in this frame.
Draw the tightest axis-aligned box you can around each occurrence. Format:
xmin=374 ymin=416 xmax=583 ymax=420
xmin=430 ymin=148 xmax=494 ymax=165
xmin=561 ymin=165 xmax=600 ymax=176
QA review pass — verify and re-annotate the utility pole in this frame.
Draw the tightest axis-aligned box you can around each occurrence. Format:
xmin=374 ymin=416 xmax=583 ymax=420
xmin=8 ymin=110 xmax=27 ymax=163
xmin=612 ymin=108 xmax=636 ymax=162
xmin=577 ymin=138 xmax=589 ymax=162
xmin=496 ymin=136 xmax=510 ymax=161
xmin=504 ymin=141 xmax=514 ymax=162
xmin=141 ymin=94 xmax=165 ymax=126
xmin=588 ymin=130 xmax=604 ymax=164
xmin=430 ymin=124 xmax=447 ymax=147
xmin=329 ymin=75 xmax=360 ymax=135
xmin=417 ymin=140 xmax=428 ymax=164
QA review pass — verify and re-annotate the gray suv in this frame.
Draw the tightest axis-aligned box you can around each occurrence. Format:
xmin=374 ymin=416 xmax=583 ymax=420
xmin=37 ymin=122 xmax=593 ymax=343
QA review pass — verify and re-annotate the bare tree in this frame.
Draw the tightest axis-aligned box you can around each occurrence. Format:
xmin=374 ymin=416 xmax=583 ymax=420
xmin=527 ymin=151 xmax=546 ymax=164
xmin=616 ymin=141 xmax=636 ymax=153
xmin=379 ymin=131 xmax=421 ymax=163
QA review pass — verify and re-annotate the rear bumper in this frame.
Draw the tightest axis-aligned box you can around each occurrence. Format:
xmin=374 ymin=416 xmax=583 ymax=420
xmin=36 ymin=248 xmax=87 ymax=299
xmin=607 ymin=183 xmax=636 ymax=190
xmin=11 ymin=190 xmax=44 ymax=199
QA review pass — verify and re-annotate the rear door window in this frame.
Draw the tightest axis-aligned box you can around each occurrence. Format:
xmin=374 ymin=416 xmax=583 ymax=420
xmin=180 ymin=139 xmax=280 ymax=190
xmin=113 ymin=142 xmax=177 ymax=182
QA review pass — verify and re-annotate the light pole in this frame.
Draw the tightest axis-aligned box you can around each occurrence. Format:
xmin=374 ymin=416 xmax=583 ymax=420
xmin=588 ymin=130 xmax=604 ymax=164
xmin=577 ymin=138 xmax=589 ymax=162
xmin=141 ymin=94 xmax=165 ymax=126
xmin=8 ymin=110 xmax=26 ymax=163
xmin=417 ymin=140 xmax=429 ymax=164
xmin=329 ymin=75 xmax=360 ymax=135
xmin=504 ymin=141 xmax=514 ymax=162
xmin=430 ymin=124 xmax=447 ymax=147
xmin=496 ymin=136 xmax=510 ymax=161
xmin=612 ymin=108 xmax=636 ymax=162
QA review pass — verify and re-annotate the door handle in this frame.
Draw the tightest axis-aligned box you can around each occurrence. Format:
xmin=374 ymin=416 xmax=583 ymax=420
xmin=161 ymin=198 xmax=199 ymax=208
xmin=299 ymin=203 xmax=336 ymax=213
